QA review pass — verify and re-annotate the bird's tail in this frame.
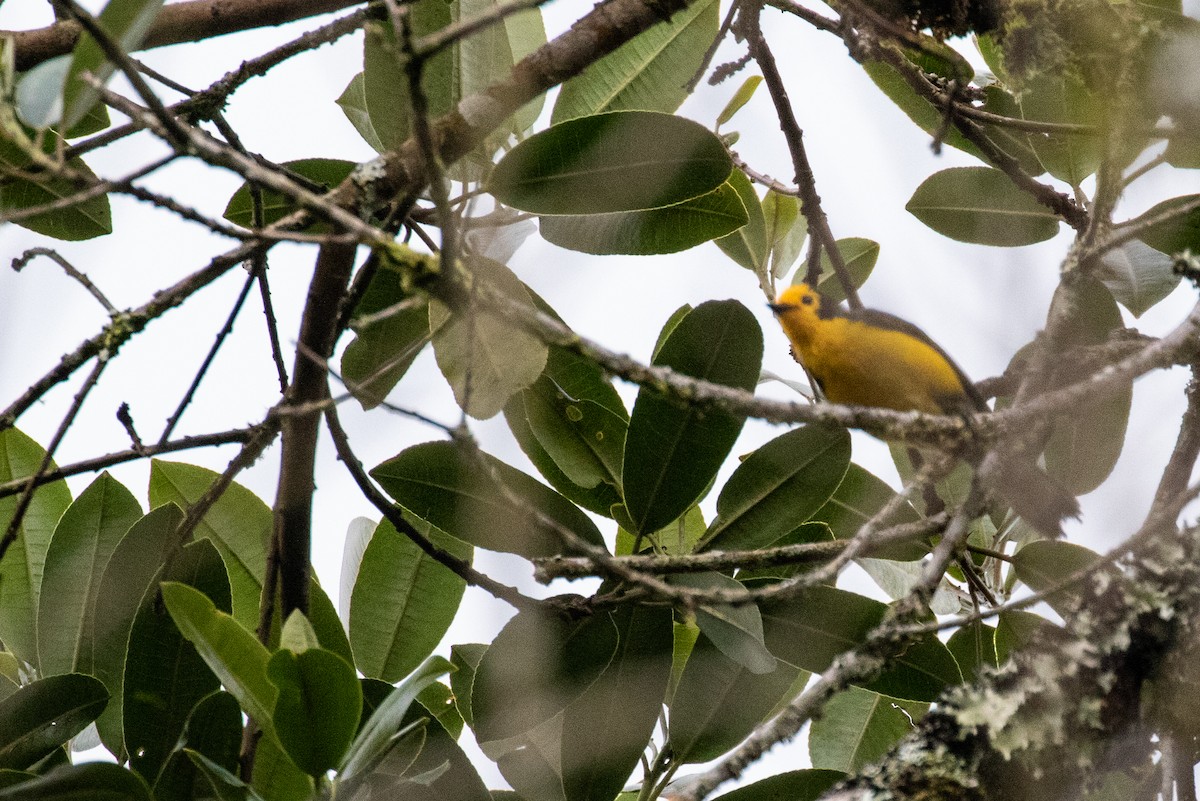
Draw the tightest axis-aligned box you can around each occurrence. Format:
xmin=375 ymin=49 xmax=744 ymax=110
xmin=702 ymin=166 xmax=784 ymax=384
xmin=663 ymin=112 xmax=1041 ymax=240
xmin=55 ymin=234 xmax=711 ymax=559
xmin=992 ymin=458 xmax=1081 ymax=537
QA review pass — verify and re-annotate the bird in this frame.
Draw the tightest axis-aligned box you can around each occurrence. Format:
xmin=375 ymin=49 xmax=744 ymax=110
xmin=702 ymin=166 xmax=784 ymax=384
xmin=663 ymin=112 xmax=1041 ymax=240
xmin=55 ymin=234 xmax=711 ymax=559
xmin=769 ymin=282 xmax=1080 ymax=536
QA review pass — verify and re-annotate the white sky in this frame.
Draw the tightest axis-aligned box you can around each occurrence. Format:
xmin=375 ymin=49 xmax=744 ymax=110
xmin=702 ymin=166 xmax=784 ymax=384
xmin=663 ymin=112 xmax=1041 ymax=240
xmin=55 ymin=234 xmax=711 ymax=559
xmin=2 ymin=0 xmax=1199 ymax=789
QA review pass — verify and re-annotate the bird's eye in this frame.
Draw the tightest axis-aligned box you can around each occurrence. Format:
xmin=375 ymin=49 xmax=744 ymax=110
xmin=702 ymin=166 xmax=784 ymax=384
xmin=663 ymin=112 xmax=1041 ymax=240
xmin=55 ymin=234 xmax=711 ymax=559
xmin=801 ymin=294 xmax=814 ymax=306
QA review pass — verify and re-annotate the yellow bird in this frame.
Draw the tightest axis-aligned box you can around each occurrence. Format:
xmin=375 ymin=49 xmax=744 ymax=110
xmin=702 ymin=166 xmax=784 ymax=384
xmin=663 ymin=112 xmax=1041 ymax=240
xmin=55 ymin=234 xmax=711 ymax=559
xmin=769 ymin=282 xmax=1079 ymax=536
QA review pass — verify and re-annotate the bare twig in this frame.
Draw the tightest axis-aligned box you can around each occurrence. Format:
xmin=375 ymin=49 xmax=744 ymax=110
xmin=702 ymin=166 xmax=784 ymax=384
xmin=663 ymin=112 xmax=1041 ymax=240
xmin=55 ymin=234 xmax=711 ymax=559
xmin=12 ymin=247 xmax=117 ymax=314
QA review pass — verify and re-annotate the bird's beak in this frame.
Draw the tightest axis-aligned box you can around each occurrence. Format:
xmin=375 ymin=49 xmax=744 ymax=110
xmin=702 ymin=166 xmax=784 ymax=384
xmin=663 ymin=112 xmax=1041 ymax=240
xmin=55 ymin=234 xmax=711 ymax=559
xmin=767 ymin=303 xmax=792 ymax=315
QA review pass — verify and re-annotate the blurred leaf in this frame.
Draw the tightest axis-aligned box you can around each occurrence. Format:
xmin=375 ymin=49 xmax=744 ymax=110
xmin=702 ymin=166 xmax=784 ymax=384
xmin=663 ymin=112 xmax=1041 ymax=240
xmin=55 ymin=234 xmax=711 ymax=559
xmin=540 ymin=178 xmax=749 ymax=255
xmin=1011 ymin=541 xmax=1108 ymax=617
xmin=0 ymin=674 xmax=107 ymax=770
xmin=223 ymin=158 xmax=356 ymax=229
xmin=711 ymin=770 xmax=844 ymax=801
xmin=0 ymin=763 xmax=151 ymax=801
xmin=429 ymin=256 xmax=548 ymax=419
xmin=489 ymin=111 xmax=732 ymax=214
xmin=336 ymin=72 xmax=386 ymax=153
xmin=161 ymin=583 xmax=277 ymax=740
xmin=125 ymin=539 xmax=230 ymax=784
xmin=701 ymin=425 xmax=850 ymax=552
xmin=761 ymin=586 xmax=961 ymax=701
xmin=342 ymin=268 xmax=430 ymax=409
xmin=809 ymin=686 xmax=927 ymax=772
xmin=0 ymin=428 xmax=72 ymax=668
xmin=812 ymin=238 xmax=881 ymax=304
xmin=268 ymin=647 xmax=362 ymax=776
xmin=906 ymin=167 xmax=1060 ymax=246
xmin=553 ymin=0 xmax=718 ymax=122
xmin=763 ymin=190 xmax=807 ymax=279
xmin=668 ymin=631 xmax=805 ymax=763
xmin=150 ymin=460 xmax=270 ymax=630
xmin=450 ymin=643 xmax=488 ymax=727
xmin=1096 ymin=240 xmax=1181 ymax=317
xmin=946 ymin=621 xmax=998 ymax=680
xmin=670 ymin=573 xmax=776 ymax=674
xmin=349 ymin=518 xmax=468 ymax=682
xmin=371 ymin=440 xmax=604 ymax=557
xmin=1136 ymin=194 xmax=1200 ymax=256
xmin=38 ymin=472 xmax=141 ymax=677
xmin=810 ymin=464 xmax=924 ymax=561
xmin=862 ymin=61 xmax=987 ymax=161
xmin=623 ymin=300 xmax=763 ymax=535
xmin=715 ymin=169 xmax=768 ymax=271
xmin=473 ymin=606 xmax=619 ymax=744
xmin=994 ymin=610 xmax=1052 ymax=663
xmin=717 ymin=75 xmax=764 ymax=128
xmin=1016 ymin=72 xmax=1104 ymax=186
xmin=560 ymin=603 xmax=673 ymax=801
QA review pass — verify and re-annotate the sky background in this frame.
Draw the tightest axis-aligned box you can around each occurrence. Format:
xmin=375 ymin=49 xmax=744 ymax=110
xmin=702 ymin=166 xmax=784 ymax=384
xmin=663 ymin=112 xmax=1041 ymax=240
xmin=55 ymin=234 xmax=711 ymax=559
xmin=2 ymin=0 xmax=1199 ymax=786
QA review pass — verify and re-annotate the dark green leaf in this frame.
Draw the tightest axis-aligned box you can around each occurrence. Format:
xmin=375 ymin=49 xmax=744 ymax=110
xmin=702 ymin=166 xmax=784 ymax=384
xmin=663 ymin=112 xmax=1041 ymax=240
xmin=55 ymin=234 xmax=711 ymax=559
xmin=669 ymin=574 xmax=775 ymax=674
xmin=250 ymin=734 xmax=311 ymax=801
xmin=810 ymin=464 xmax=924 ymax=561
xmin=0 ymin=428 xmax=72 ymax=667
xmin=1136 ymin=194 xmax=1200 ymax=256
xmin=540 ymin=178 xmax=749 ymax=255
xmin=450 ymin=643 xmax=488 ymax=727
xmin=701 ymin=425 xmax=850 ymax=552
xmin=125 ymin=539 xmax=230 ymax=783
xmin=808 ymin=686 xmax=927 ymax=772
xmin=38 ymin=472 xmax=141 ymax=677
xmin=761 ymin=586 xmax=961 ymax=701
xmin=307 ymin=579 xmax=354 ymax=667
xmin=349 ymin=518 xmax=468 ymax=682
xmin=187 ymin=750 xmax=264 ymax=801
xmin=489 ymin=111 xmax=732 ymax=215
xmin=0 ymin=674 xmax=107 ymax=770
xmin=223 ymin=159 xmax=356 ymax=229
xmin=946 ymin=622 xmax=998 ymax=680
xmin=715 ymin=169 xmax=768 ymax=271
xmin=372 ymin=440 xmax=604 ymax=557
xmin=472 ymin=605 xmax=619 ymax=744
xmin=906 ymin=167 xmax=1060 ymax=246
xmin=0 ymin=142 xmax=112 ymax=241
xmin=994 ymin=610 xmax=1051 ymax=663
xmin=152 ymin=692 xmax=242 ymax=801
xmin=553 ymin=0 xmax=718 ymax=122
xmin=342 ymin=268 xmax=431 ymax=409
xmin=0 ymin=763 xmax=151 ymax=801
xmin=417 ymin=681 xmax=464 ymax=740
xmin=268 ymin=648 xmax=362 ymax=776
xmin=561 ymin=604 xmax=673 ymax=801
xmin=711 ymin=769 xmax=844 ymax=801
xmin=623 ymin=300 xmax=763 ymax=535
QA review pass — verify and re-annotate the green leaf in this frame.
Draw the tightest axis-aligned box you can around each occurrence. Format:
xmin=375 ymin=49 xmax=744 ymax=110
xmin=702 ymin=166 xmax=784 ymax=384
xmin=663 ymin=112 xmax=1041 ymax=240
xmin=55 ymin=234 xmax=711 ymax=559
xmin=617 ymin=504 xmax=707 ymax=557
xmin=223 ymin=158 xmax=356 ymax=229
xmin=37 ymin=472 xmax=141 ymax=677
xmin=717 ymin=75 xmax=764 ymax=128
xmin=711 ymin=770 xmax=844 ymax=801
xmin=0 ymin=763 xmax=151 ymax=801
xmin=862 ymin=61 xmax=987 ymax=161
xmin=1096 ymin=240 xmax=1181 ymax=317
xmin=472 ymin=605 xmax=619 ymax=744
xmin=1016 ymin=73 xmax=1104 ymax=186
xmin=338 ymin=656 xmax=453 ymax=787
xmin=994 ymin=610 xmax=1051 ymax=663
xmin=342 ymin=269 xmax=431 ymax=409
xmin=0 ymin=674 xmax=107 ymax=770
xmin=187 ymin=750 xmax=265 ymax=801
xmin=0 ymin=141 xmax=113 ymax=241
xmin=91 ymin=503 xmax=183 ymax=756
xmin=1136 ymin=194 xmax=1200 ymax=256
xmin=307 ymin=579 xmax=354 ymax=667
xmin=552 ymin=0 xmax=717 ymax=122
xmin=812 ymin=238 xmax=881 ymax=304
xmin=428 ymin=256 xmax=548 ymax=419
xmin=336 ymin=72 xmax=387 ymax=153
xmin=622 ymin=300 xmax=763 ymax=535
xmin=160 ymin=582 xmax=277 ymax=739
xmin=715 ymin=169 xmax=768 ymax=271
xmin=489 ymin=111 xmax=733 ymax=215
xmin=808 ymin=686 xmax=927 ymax=772
xmin=763 ymin=190 xmax=807 ymax=279
xmin=669 ymin=574 xmax=776 ymax=674
xmin=560 ymin=603 xmax=673 ymax=801
xmin=268 ymin=647 xmax=362 ymax=776
xmin=701 ymin=425 xmax=850 ymax=552
xmin=125 ymin=539 xmax=230 ymax=783
xmin=668 ymin=631 xmax=805 ymax=763
xmin=809 ymin=464 xmax=924 ymax=561
xmin=946 ymin=621 xmax=998 ymax=680
xmin=450 ymin=643 xmax=488 ymax=727
xmin=372 ymin=440 xmax=604 ymax=557
xmin=0 ymin=428 xmax=72 ymax=668
xmin=251 ymin=733 xmax=312 ymax=801
xmin=152 ymin=691 xmax=242 ymax=801
xmin=761 ymin=586 xmax=961 ymax=701
xmin=906 ymin=167 xmax=1060 ymax=246
xmin=1044 ymin=279 xmax=1129 ymax=495
xmin=540 ymin=178 xmax=750 ymax=255
xmin=150 ymin=460 xmax=270 ymax=630
xmin=1011 ymin=541 xmax=1108 ymax=616
xmin=349 ymin=518 xmax=468 ymax=682
xmin=60 ymin=0 xmax=167 ymax=131
xmin=417 ymin=681 xmax=464 ymax=740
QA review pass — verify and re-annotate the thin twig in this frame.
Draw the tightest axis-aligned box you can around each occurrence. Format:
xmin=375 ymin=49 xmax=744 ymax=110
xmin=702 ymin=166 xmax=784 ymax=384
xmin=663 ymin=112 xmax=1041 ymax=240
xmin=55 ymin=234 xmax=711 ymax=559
xmin=12 ymin=247 xmax=117 ymax=314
